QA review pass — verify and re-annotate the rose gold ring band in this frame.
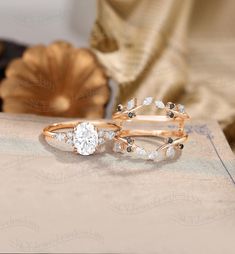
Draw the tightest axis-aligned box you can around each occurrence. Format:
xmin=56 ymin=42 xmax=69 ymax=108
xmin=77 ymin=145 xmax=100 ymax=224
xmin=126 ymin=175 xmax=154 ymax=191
xmin=43 ymin=121 xmax=121 ymax=139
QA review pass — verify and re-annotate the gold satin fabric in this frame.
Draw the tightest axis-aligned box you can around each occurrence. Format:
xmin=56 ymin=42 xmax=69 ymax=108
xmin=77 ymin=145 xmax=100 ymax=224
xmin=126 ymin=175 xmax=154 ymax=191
xmin=90 ymin=0 xmax=235 ymax=151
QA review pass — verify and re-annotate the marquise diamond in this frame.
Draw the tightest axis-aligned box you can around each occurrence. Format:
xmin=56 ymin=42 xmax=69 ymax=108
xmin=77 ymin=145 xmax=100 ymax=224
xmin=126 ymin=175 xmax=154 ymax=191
xmin=127 ymin=98 xmax=136 ymax=110
xmin=155 ymin=100 xmax=165 ymax=109
xmin=166 ymin=146 xmax=175 ymax=158
xmin=105 ymin=131 xmax=115 ymax=140
xmin=178 ymin=104 xmax=185 ymax=113
xmin=136 ymin=147 xmax=147 ymax=157
xmin=143 ymin=97 xmax=153 ymax=105
xmin=148 ymin=151 xmax=158 ymax=160
xmin=54 ymin=132 xmax=66 ymax=141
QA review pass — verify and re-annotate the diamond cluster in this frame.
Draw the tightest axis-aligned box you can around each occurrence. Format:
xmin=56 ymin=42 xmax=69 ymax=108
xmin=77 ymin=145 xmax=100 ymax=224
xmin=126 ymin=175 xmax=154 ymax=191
xmin=53 ymin=122 xmax=116 ymax=156
xmin=113 ymin=137 xmax=180 ymax=161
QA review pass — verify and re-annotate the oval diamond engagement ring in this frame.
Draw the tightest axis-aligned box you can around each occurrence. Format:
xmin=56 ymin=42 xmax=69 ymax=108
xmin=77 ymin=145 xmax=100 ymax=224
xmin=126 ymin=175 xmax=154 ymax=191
xmin=43 ymin=121 xmax=121 ymax=155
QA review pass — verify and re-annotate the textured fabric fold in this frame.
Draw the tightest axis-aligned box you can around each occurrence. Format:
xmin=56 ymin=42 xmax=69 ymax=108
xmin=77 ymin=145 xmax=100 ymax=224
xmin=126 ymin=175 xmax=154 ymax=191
xmin=90 ymin=0 xmax=194 ymax=110
xmin=91 ymin=0 xmax=235 ymax=151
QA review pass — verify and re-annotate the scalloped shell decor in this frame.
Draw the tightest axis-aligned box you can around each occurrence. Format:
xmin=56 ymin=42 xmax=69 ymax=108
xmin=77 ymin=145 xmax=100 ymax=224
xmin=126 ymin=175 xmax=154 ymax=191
xmin=0 ymin=41 xmax=110 ymax=118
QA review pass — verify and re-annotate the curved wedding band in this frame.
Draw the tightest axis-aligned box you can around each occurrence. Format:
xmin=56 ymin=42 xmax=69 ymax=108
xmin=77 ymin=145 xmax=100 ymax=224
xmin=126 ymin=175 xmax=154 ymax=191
xmin=113 ymin=130 xmax=188 ymax=160
xmin=111 ymin=97 xmax=190 ymax=160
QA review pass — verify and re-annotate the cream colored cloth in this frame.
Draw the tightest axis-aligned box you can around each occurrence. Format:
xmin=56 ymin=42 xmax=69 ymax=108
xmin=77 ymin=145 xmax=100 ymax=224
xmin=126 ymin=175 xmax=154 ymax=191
xmin=91 ymin=0 xmax=193 ymax=102
xmin=90 ymin=0 xmax=235 ymax=151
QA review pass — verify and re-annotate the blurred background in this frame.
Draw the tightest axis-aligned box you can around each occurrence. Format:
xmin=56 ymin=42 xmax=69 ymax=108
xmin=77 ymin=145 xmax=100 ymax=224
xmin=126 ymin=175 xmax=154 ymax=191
xmin=0 ymin=0 xmax=234 ymax=44
xmin=0 ymin=0 xmax=96 ymax=46
xmin=0 ymin=0 xmax=234 ymax=150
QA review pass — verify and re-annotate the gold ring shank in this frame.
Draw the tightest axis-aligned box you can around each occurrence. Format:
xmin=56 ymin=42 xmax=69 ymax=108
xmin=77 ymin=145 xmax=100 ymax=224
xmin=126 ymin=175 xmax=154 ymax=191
xmin=43 ymin=121 xmax=121 ymax=139
xmin=113 ymin=114 xmax=190 ymax=122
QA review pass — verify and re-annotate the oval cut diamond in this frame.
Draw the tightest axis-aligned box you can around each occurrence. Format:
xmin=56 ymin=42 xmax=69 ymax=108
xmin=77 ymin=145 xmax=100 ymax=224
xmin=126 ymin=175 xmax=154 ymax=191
xmin=73 ymin=122 xmax=98 ymax=155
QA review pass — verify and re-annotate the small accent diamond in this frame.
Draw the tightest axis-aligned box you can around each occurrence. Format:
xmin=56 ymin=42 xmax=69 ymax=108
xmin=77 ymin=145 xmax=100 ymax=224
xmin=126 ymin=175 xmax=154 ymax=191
xmin=55 ymin=132 xmax=66 ymax=141
xmin=66 ymin=139 xmax=73 ymax=145
xmin=136 ymin=147 xmax=147 ymax=157
xmin=178 ymin=104 xmax=185 ymax=113
xmin=127 ymin=98 xmax=136 ymax=110
xmin=67 ymin=131 xmax=73 ymax=138
xmin=148 ymin=151 xmax=158 ymax=160
xmin=98 ymin=138 xmax=105 ymax=145
xmin=155 ymin=100 xmax=165 ymax=109
xmin=143 ymin=97 xmax=153 ymax=105
xmin=113 ymin=142 xmax=122 ymax=153
xmin=66 ymin=131 xmax=74 ymax=144
xmin=98 ymin=130 xmax=104 ymax=137
xmin=105 ymin=131 xmax=115 ymax=140
xmin=166 ymin=146 xmax=175 ymax=158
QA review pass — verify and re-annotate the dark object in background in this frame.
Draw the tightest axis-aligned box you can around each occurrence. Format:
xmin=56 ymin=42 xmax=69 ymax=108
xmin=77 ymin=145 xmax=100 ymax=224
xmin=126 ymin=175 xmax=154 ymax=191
xmin=0 ymin=40 xmax=27 ymax=111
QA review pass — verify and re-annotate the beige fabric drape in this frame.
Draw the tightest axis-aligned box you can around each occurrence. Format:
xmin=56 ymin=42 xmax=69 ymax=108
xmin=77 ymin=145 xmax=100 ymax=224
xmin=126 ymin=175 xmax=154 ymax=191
xmin=188 ymin=0 xmax=235 ymax=151
xmin=91 ymin=0 xmax=193 ymax=105
xmin=90 ymin=0 xmax=235 ymax=151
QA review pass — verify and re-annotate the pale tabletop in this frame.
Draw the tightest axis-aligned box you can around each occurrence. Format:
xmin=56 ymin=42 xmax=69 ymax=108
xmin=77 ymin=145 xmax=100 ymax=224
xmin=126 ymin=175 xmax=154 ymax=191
xmin=0 ymin=113 xmax=234 ymax=253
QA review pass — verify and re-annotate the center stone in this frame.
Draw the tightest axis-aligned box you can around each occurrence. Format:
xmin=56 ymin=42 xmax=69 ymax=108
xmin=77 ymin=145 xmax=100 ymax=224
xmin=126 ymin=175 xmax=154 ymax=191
xmin=73 ymin=122 xmax=98 ymax=155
